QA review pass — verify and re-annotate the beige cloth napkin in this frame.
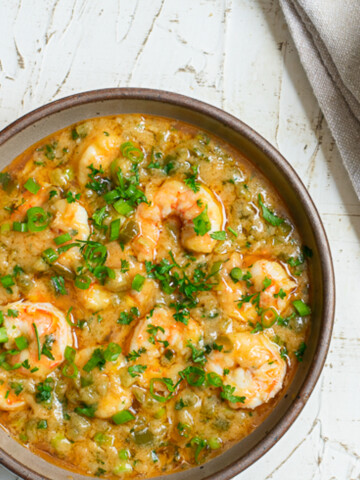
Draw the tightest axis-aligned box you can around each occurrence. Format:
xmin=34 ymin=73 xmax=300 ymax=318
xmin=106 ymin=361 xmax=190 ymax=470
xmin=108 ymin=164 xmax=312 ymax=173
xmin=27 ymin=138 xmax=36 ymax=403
xmin=279 ymin=0 xmax=360 ymax=199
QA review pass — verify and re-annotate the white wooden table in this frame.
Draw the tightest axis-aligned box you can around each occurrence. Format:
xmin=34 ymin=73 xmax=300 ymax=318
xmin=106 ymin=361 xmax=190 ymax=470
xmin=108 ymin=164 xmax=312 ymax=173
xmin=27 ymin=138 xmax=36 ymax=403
xmin=0 ymin=1 xmax=359 ymax=479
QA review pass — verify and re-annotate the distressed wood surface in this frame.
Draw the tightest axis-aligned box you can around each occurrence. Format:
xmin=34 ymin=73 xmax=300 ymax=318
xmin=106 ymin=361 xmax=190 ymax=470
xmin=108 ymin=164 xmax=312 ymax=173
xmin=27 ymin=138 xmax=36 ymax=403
xmin=0 ymin=1 xmax=359 ymax=479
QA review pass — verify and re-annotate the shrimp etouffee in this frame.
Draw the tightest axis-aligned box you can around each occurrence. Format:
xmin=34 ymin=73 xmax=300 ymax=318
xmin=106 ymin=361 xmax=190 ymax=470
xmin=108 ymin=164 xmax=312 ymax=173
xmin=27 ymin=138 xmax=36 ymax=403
xmin=0 ymin=115 xmax=311 ymax=478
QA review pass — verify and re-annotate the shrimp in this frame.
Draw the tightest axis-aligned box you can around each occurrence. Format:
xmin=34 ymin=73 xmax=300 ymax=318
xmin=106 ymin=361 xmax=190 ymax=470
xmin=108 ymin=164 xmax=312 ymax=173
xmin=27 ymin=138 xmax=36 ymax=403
xmin=77 ymin=283 xmax=113 ymax=312
xmin=124 ymin=278 xmax=159 ymax=316
xmin=76 ymin=347 xmax=132 ymax=418
xmin=217 ymin=253 xmax=258 ymax=324
xmin=133 ymin=179 xmax=224 ymax=261
xmin=206 ymin=331 xmax=286 ymax=409
xmin=218 ymin=254 xmax=296 ymax=322
xmin=1 ymin=301 xmax=72 ymax=379
xmin=77 ymin=132 xmax=121 ymax=185
xmin=51 ymin=199 xmax=90 ymax=270
xmin=10 ymin=187 xmax=50 ymax=222
xmin=127 ymin=307 xmax=203 ymax=387
xmin=249 ymin=259 xmax=296 ymax=314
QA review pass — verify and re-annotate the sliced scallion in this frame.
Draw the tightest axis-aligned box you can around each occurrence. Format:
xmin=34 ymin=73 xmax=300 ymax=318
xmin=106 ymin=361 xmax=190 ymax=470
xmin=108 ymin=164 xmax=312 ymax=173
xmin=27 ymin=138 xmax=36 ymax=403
xmin=32 ymin=323 xmax=41 ymax=360
xmin=54 ymin=233 xmax=72 ymax=245
xmin=112 ymin=409 xmax=135 ymax=425
xmin=24 ymin=178 xmax=41 ymax=195
xmin=293 ymin=300 xmax=311 ymax=316
xmin=109 ymin=219 xmax=121 ymax=241
xmin=113 ymin=199 xmax=134 ymax=216
xmin=13 ymin=222 xmax=28 ymax=232
xmin=27 ymin=207 xmax=49 ymax=232
xmin=42 ymin=248 xmax=59 ymax=264
xmin=74 ymin=275 xmax=91 ymax=290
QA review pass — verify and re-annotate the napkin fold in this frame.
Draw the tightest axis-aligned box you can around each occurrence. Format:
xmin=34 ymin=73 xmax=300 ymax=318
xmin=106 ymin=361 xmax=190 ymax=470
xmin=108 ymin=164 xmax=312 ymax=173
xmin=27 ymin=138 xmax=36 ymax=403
xmin=279 ymin=0 xmax=360 ymax=199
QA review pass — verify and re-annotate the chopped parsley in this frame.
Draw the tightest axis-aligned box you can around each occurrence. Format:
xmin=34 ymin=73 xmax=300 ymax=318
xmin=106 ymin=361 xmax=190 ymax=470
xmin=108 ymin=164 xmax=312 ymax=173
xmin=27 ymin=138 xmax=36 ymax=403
xmin=186 ymin=340 xmax=209 ymax=366
xmin=193 ymin=206 xmax=211 ymax=236
xmin=35 ymin=378 xmax=54 ymax=403
xmin=86 ymin=164 xmax=111 ymax=195
xmin=117 ymin=307 xmax=140 ymax=325
xmin=10 ymin=382 xmax=23 ymax=396
xmin=128 ymin=364 xmax=147 ymax=378
xmin=258 ymin=194 xmax=284 ymax=226
xmin=184 ymin=165 xmax=200 ymax=193
xmin=220 ymin=384 xmax=245 ymax=403
xmin=274 ymin=288 xmax=286 ymax=299
xmin=66 ymin=191 xmax=81 ymax=204
xmin=126 ymin=347 xmax=146 ymax=362
xmin=295 ymin=342 xmax=307 ymax=362
xmin=146 ymin=253 xmax=217 ymax=325
xmin=41 ymin=335 xmax=55 ymax=360
xmin=82 ymin=343 xmax=122 ymax=372
xmin=120 ymin=259 xmax=130 ymax=273
xmin=146 ymin=324 xmax=166 ymax=345
xmin=91 ymin=207 xmax=108 ymax=229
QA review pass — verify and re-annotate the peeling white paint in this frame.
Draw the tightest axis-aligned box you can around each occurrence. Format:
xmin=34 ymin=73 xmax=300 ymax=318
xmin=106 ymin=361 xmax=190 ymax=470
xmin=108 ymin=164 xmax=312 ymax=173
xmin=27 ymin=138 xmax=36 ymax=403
xmin=0 ymin=1 xmax=359 ymax=479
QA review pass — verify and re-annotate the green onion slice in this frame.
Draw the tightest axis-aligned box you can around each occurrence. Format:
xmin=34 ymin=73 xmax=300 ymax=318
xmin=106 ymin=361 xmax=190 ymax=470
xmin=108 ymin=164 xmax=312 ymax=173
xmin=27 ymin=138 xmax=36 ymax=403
xmin=112 ymin=409 xmax=135 ymax=425
xmin=42 ymin=248 xmax=59 ymax=264
xmin=179 ymin=366 xmax=205 ymax=387
xmin=62 ymin=363 xmax=78 ymax=379
xmin=109 ymin=219 xmax=121 ymax=241
xmin=293 ymin=300 xmax=311 ymax=316
xmin=120 ymin=142 xmax=144 ymax=162
xmin=13 ymin=222 xmax=28 ymax=232
xmin=64 ymin=346 xmax=76 ymax=363
xmin=74 ymin=275 xmax=91 ymax=290
xmin=27 ymin=207 xmax=50 ymax=232
xmin=32 ymin=323 xmax=41 ymax=360
xmin=54 ymin=233 xmax=72 ymax=245
xmin=113 ymin=199 xmax=134 ymax=216
xmin=260 ymin=308 xmax=278 ymax=328
xmin=24 ymin=178 xmax=41 ymax=195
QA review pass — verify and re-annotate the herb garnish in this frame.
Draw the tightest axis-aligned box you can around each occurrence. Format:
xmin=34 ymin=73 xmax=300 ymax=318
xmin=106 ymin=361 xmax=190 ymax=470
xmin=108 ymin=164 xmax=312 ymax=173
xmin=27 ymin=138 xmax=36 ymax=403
xmin=258 ymin=194 xmax=284 ymax=226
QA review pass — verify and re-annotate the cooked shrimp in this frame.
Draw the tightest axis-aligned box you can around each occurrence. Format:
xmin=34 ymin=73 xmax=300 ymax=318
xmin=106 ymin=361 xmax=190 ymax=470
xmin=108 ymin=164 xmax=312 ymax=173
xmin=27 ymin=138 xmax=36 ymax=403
xmin=0 ymin=372 xmax=26 ymax=411
xmin=218 ymin=255 xmax=296 ymax=322
xmin=10 ymin=187 xmax=50 ymax=222
xmin=78 ymin=132 xmax=120 ymax=185
xmin=206 ymin=331 xmax=286 ymax=409
xmin=249 ymin=259 xmax=296 ymax=314
xmin=51 ymin=199 xmax=90 ymax=269
xmin=76 ymin=347 xmax=132 ymax=418
xmin=127 ymin=307 xmax=203 ymax=386
xmin=1 ymin=302 xmax=72 ymax=379
xmin=133 ymin=179 xmax=224 ymax=261
xmin=77 ymin=283 xmax=113 ymax=312
xmin=217 ymin=253 xmax=258 ymax=324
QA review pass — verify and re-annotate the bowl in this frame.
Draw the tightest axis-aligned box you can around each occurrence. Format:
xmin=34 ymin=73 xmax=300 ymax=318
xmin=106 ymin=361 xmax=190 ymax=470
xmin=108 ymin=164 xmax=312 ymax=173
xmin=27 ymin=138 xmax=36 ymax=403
xmin=0 ymin=88 xmax=335 ymax=480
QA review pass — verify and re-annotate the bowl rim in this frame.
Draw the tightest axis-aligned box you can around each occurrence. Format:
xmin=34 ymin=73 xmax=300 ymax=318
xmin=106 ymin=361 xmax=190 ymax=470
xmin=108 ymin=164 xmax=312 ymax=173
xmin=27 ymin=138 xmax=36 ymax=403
xmin=0 ymin=88 xmax=335 ymax=480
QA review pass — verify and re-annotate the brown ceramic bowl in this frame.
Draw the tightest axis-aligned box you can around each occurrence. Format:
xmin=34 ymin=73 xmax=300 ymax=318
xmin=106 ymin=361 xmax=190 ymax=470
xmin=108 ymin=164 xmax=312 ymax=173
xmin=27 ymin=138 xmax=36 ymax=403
xmin=0 ymin=89 xmax=335 ymax=480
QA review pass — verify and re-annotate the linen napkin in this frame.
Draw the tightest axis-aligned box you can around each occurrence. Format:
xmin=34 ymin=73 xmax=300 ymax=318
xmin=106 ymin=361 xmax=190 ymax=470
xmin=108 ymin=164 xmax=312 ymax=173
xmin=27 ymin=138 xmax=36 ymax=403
xmin=279 ymin=0 xmax=360 ymax=199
